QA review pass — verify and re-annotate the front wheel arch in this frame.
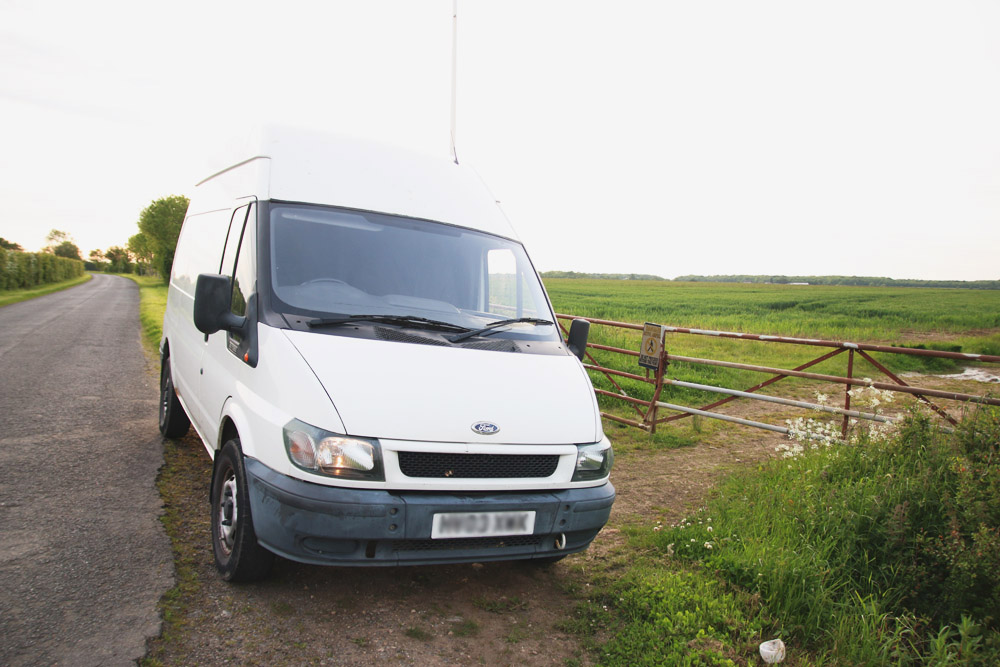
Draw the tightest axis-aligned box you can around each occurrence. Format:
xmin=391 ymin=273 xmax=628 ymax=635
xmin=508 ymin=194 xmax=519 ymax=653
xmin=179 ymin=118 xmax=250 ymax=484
xmin=210 ymin=438 xmax=274 ymax=582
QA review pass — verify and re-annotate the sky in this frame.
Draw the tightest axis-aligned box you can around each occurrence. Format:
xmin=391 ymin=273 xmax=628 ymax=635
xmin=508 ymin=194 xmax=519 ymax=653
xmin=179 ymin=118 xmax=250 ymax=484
xmin=1 ymin=0 xmax=997 ymax=281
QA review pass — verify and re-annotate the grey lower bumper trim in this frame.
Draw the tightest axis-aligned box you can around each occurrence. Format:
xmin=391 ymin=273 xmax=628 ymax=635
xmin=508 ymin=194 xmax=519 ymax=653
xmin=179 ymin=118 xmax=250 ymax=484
xmin=245 ymin=458 xmax=615 ymax=566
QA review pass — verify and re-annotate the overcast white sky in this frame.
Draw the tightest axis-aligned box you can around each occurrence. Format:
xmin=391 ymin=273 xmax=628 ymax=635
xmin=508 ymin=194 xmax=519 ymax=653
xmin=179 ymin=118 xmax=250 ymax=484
xmin=1 ymin=1 xmax=997 ymax=280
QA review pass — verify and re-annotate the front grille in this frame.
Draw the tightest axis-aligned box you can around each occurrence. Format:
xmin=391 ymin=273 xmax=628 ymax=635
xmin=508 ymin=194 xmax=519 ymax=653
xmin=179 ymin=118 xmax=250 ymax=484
xmin=397 ymin=452 xmax=559 ymax=479
xmin=393 ymin=535 xmax=542 ymax=552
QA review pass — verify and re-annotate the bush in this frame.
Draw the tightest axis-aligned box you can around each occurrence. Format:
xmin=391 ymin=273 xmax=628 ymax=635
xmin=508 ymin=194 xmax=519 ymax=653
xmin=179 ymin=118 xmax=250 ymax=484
xmin=649 ymin=407 xmax=1000 ymax=663
xmin=0 ymin=248 xmax=84 ymax=291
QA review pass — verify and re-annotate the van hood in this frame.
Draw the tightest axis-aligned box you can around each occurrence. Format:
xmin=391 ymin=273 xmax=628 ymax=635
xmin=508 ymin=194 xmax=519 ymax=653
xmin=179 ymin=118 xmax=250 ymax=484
xmin=283 ymin=330 xmax=600 ymax=445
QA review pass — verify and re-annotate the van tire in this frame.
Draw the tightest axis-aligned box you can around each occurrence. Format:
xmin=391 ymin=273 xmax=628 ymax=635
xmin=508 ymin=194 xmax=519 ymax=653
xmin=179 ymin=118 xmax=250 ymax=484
xmin=211 ymin=439 xmax=274 ymax=582
xmin=159 ymin=357 xmax=190 ymax=438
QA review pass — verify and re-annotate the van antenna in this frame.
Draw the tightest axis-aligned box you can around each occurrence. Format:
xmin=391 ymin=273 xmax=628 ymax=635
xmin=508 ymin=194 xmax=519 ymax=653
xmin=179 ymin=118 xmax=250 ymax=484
xmin=450 ymin=0 xmax=459 ymax=164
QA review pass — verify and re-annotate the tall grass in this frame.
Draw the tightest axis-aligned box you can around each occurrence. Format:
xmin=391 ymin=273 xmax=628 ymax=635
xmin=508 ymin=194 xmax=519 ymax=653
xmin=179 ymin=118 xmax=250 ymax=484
xmin=613 ymin=407 xmax=1000 ymax=664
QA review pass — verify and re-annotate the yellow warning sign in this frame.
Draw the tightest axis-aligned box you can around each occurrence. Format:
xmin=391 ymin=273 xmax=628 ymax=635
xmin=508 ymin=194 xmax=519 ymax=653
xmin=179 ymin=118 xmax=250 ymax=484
xmin=638 ymin=322 xmax=664 ymax=369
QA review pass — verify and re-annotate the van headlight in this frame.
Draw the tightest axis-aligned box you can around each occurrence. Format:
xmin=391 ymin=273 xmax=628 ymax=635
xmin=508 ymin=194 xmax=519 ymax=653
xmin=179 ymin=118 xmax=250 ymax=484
xmin=283 ymin=419 xmax=384 ymax=481
xmin=572 ymin=439 xmax=613 ymax=481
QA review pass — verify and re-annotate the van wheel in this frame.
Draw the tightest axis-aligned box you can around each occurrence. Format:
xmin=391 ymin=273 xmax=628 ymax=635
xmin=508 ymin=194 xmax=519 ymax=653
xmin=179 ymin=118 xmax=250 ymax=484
xmin=159 ymin=358 xmax=190 ymax=438
xmin=211 ymin=439 xmax=274 ymax=582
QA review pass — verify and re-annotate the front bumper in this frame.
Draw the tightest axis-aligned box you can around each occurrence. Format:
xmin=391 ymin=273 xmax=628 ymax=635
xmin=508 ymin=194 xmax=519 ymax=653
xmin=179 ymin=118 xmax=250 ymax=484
xmin=245 ymin=458 xmax=615 ymax=566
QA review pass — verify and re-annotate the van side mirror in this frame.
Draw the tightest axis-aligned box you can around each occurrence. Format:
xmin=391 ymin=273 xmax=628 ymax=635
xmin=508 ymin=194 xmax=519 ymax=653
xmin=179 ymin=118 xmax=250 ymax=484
xmin=567 ymin=318 xmax=590 ymax=361
xmin=194 ymin=274 xmax=245 ymax=335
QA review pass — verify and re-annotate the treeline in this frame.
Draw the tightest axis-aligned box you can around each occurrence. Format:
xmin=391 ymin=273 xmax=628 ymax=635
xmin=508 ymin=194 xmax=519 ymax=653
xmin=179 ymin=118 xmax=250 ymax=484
xmin=85 ymin=194 xmax=190 ymax=280
xmin=0 ymin=248 xmax=84 ymax=290
xmin=673 ymin=275 xmax=1000 ymax=289
xmin=541 ymin=271 xmax=667 ymax=281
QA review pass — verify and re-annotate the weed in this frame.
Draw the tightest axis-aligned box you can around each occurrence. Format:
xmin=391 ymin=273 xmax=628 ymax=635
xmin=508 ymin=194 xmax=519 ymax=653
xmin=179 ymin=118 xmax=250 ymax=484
xmin=404 ymin=626 xmax=433 ymax=641
xmin=451 ymin=619 xmax=480 ymax=637
xmin=505 ymin=624 xmax=529 ymax=644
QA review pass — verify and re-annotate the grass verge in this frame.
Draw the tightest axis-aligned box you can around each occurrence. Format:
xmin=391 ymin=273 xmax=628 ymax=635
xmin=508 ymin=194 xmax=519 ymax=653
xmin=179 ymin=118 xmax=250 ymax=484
xmin=0 ymin=273 xmax=92 ymax=307
xmin=117 ymin=274 xmax=168 ymax=355
xmin=117 ymin=273 xmax=201 ymax=666
xmin=568 ymin=407 xmax=1000 ymax=665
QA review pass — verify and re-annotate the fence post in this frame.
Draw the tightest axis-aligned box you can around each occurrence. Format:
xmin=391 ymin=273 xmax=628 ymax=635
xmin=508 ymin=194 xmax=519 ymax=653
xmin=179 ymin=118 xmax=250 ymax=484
xmin=842 ymin=348 xmax=855 ymax=438
xmin=643 ymin=347 xmax=668 ymax=433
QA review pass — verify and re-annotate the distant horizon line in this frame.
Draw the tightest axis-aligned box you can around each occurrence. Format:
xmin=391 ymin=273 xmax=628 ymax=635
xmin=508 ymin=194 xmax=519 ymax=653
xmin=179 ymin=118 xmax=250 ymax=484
xmin=540 ymin=271 xmax=1000 ymax=288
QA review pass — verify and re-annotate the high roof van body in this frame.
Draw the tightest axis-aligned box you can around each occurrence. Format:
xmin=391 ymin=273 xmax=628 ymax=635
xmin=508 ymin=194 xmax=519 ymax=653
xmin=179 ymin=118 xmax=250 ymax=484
xmin=159 ymin=127 xmax=614 ymax=580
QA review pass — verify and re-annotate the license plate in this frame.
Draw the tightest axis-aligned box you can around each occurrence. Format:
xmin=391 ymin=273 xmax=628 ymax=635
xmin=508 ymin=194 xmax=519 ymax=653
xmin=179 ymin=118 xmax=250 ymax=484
xmin=431 ymin=511 xmax=536 ymax=539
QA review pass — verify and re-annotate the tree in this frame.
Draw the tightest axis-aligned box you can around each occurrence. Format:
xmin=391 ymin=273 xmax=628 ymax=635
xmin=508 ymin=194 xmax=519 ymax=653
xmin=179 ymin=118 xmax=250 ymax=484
xmin=53 ymin=241 xmax=82 ymax=260
xmin=0 ymin=237 xmax=22 ymax=251
xmin=127 ymin=232 xmax=155 ymax=275
xmin=43 ymin=229 xmax=82 ymax=260
xmin=104 ymin=246 xmax=132 ymax=273
xmin=137 ymin=195 xmax=189 ymax=281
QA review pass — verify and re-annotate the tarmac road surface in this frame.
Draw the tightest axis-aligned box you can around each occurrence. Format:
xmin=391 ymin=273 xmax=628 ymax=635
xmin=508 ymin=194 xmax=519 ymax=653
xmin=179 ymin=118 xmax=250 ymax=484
xmin=0 ymin=274 xmax=173 ymax=666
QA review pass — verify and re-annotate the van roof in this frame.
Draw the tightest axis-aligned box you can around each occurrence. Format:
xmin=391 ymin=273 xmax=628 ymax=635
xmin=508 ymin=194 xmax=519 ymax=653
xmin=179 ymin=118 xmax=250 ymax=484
xmin=196 ymin=126 xmax=520 ymax=240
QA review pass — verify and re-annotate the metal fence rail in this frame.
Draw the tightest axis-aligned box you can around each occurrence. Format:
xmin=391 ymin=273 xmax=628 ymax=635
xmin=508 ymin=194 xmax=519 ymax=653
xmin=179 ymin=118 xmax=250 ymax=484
xmin=556 ymin=313 xmax=1000 ymax=435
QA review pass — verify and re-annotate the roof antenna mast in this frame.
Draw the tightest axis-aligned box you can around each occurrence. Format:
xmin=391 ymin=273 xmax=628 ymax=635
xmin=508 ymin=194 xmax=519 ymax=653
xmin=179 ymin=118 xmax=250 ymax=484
xmin=450 ymin=0 xmax=459 ymax=164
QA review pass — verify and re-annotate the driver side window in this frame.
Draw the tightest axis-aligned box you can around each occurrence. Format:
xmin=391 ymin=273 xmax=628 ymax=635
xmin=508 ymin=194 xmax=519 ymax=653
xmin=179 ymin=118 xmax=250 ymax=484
xmin=224 ymin=203 xmax=255 ymax=351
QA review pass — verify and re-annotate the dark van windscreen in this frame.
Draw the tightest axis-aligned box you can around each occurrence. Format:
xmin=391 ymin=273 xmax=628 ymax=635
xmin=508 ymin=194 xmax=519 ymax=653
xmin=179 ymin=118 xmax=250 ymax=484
xmin=268 ymin=203 xmax=557 ymax=338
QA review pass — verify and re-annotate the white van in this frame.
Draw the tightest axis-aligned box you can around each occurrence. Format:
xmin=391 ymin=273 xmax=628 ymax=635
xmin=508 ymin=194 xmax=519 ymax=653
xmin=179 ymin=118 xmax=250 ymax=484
xmin=159 ymin=127 xmax=614 ymax=581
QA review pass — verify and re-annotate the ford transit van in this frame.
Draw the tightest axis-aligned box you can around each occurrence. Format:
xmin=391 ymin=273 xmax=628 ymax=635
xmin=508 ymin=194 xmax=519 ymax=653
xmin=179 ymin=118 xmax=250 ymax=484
xmin=159 ymin=127 xmax=614 ymax=581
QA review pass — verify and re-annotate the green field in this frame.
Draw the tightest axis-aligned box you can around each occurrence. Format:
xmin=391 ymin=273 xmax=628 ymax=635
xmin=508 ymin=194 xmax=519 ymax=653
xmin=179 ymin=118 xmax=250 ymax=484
xmin=544 ymin=279 xmax=1000 ymax=416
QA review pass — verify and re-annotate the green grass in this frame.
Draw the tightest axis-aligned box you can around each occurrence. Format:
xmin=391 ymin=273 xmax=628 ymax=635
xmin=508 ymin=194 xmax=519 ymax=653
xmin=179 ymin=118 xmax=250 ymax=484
xmin=0 ymin=273 xmax=92 ymax=307
xmin=546 ymin=279 xmax=1000 ymax=341
xmin=450 ymin=618 xmax=480 ymax=637
xmin=118 ymin=274 xmax=168 ymax=356
xmin=545 ymin=279 xmax=1000 ymax=416
xmin=577 ymin=408 xmax=1000 ymax=665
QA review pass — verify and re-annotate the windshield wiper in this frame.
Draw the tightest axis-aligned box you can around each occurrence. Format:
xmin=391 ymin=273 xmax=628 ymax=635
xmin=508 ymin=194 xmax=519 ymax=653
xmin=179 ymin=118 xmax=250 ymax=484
xmin=307 ymin=314 xmax=470 ymax=333
xmin=446 ymin=317 xmax=554 ymax=343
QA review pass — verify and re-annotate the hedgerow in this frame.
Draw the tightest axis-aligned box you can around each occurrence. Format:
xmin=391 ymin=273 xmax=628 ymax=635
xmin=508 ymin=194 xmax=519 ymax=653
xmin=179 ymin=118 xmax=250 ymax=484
xmin=0 ymin=248 xmax=84 ymax=291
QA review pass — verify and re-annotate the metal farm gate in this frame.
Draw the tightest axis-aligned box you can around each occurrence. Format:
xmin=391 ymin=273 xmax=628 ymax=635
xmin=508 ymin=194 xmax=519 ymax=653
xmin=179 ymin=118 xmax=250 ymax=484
xmin=556 ymin=314 xmax=1000 ymax=438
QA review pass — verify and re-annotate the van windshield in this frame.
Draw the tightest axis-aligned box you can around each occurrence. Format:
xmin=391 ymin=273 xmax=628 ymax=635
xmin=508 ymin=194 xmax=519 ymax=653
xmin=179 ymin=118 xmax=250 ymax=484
xmin=267 ymin=203 xmax=559 ymax=342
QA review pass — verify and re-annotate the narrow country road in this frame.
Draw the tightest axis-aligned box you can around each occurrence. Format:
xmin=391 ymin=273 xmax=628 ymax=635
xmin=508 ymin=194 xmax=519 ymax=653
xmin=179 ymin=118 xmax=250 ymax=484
xmin=0 ymin=274 xmax=173 ymax=666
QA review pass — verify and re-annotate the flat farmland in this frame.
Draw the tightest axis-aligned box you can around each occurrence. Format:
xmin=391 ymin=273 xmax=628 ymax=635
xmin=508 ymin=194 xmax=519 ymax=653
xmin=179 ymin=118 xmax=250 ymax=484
xmin=544 ymin=279 xmax=1000 ymax=409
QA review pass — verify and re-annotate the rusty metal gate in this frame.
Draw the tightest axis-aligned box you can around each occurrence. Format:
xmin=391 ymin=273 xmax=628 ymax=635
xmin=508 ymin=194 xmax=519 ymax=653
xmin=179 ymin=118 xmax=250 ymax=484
xmin=556 ymin=314 xmax=1000 ymax=437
